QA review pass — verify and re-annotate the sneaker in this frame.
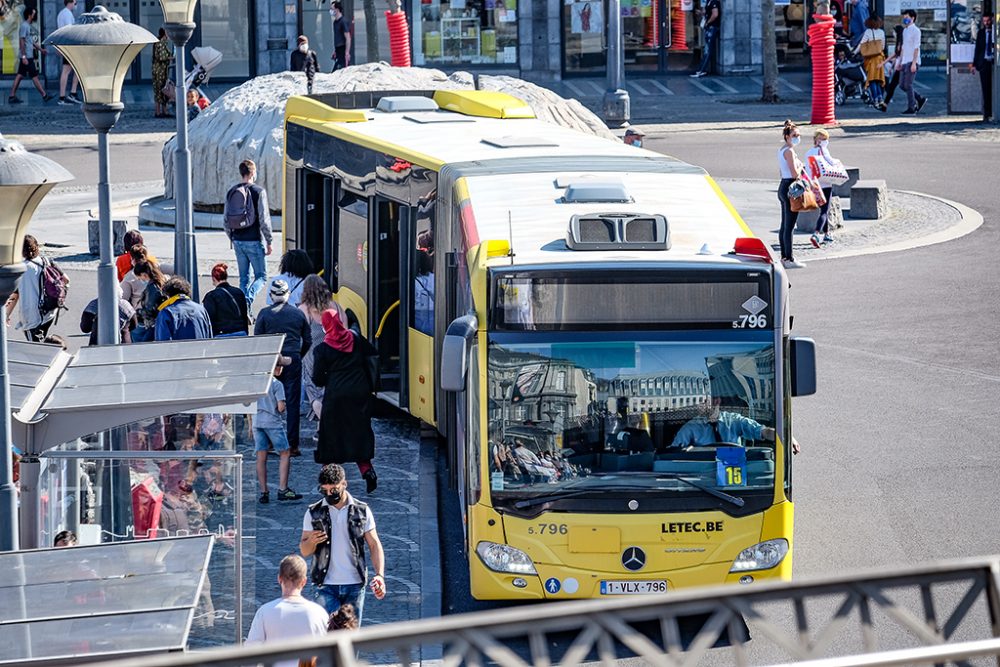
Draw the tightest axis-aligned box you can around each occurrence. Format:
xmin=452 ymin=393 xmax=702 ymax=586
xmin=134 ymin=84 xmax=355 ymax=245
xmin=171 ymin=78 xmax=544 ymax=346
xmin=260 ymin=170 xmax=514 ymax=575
xmin=782 ymin=259 xmax=807 ymax=269
xmin=363 ymin=468 xmax=378 ymax=494
xmin=690 ymin=71 xmax=707 ymax=78
xmin=8 ymin=96 xmax=22 ymax=105
xmin=916 ymin=96 xmax=927 ymax=113
xmin=809 ymin=234 xmax=821 ymax=249
xmin=823 ymin=234 xmax=834 ymax=244
xmin=42 ymin=94 xmax=54 ymax=103
xmin=901 ymin=108 xmax=916 ymax=114
xmin=58 ymin=97 xmax=69 ymax=106
xmin=277 ymin=488 xmax=303 ymax=501
xmin=67 ymin=93 xmax=82 ymax=104
xmin=258 ymin=491 xmax=269 ymax=504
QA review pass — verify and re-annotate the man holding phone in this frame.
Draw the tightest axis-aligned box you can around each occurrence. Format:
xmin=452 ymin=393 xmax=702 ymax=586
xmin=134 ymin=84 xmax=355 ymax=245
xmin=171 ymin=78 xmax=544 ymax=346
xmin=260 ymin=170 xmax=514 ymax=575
xmin=300 ymin=464 xmax=386 ymax=623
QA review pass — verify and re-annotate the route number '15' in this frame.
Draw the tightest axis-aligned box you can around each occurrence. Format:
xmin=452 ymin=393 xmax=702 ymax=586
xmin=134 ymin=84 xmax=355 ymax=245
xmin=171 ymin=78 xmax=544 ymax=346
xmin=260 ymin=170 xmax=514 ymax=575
xmin=733 ymin=314 xmax=767 ymax=329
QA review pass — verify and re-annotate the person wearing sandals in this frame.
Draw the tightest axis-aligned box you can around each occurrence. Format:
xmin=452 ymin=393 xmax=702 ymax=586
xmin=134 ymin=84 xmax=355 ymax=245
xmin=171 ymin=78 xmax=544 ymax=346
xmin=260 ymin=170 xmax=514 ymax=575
xmin=777 ymin=120 xmax=806 ymax=269
xmin=805 ymin=129 xmax=837 ymax=248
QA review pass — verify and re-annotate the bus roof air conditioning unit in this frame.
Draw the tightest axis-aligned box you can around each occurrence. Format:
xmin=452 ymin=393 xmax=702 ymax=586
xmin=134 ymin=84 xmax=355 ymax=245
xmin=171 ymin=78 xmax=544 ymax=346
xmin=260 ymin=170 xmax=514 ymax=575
xmin=567 ymin=213 xmax=670 ymax=251
xmin=561 ymin=181 xmax=633 ymax=204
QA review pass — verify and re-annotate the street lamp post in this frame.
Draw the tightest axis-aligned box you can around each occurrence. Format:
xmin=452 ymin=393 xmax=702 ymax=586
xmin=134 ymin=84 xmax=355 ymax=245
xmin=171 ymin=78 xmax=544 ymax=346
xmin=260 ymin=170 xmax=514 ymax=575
xmin=159 ymin=0 xmax=200 ymax=300
xmin=0 ymin=135 xmax=73 ymax=552
xmin=45 ymin=6 xmax=156 ymax=346
xmin=603 ymin=0 xmax=631 ymax=127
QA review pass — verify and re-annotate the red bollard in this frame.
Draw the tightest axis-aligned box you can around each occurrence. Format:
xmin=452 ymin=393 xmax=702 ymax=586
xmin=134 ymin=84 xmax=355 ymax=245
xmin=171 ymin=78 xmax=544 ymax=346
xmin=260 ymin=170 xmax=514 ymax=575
xmin=670 ymin=0 xmax=688 ymax=51
xmin=385 ymin=11 xmax=412 ymax=67
xmin=808 ymin=13 xmax=836 ymax=125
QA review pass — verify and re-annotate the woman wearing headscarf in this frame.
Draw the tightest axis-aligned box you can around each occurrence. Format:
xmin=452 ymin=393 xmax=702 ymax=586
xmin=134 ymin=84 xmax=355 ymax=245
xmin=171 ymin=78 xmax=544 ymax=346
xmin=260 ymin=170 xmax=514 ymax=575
xmin=311 ymin=309 xmax=378 ymax=493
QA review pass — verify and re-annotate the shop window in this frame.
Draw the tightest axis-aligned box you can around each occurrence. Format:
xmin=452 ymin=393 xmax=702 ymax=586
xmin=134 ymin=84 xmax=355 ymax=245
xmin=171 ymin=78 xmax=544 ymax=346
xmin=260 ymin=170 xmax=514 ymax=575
xmin=564 ymin=0 xmax=607 ymax=73
xmin=198 ymin=0 xmax=251 ymax=77
xmin=415 ymin=0 xmax=519 ymax=65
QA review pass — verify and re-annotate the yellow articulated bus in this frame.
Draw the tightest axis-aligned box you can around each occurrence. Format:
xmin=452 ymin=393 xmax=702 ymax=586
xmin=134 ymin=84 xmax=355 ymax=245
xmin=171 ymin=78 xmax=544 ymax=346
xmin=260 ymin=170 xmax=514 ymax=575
xmin=282 ymin=89 xmax=816 ymax=600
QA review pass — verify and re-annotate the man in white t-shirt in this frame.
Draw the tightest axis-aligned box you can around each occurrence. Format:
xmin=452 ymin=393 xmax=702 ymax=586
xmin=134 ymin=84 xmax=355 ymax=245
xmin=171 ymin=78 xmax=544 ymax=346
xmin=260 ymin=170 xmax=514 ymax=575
xmin=56 ymin=0 xmax=81 ymax=105
xmin=898 ymin=9 xmax=927 ymax=114
xmin=246 ymin=555 xmax=329 ymax=667
xmin=300 ymin=464 xmax=386 ymax=624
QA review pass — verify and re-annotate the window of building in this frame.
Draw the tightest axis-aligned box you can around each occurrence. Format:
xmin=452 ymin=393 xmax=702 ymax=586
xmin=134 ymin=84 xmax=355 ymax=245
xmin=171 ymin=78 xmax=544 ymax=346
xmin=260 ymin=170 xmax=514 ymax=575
xmin=414 ymin=0 xmax=519 ymax=65
xmin=198 ymin=0 xmax=252 ymax=77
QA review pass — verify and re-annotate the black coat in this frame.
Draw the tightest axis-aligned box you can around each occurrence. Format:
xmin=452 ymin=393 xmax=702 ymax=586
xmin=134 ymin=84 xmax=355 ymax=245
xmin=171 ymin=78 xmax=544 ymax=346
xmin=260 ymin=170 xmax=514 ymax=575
xmin=974 ymin=24 xmax=993 ymax=72
xmin=202 ymin=283 xmax=249 ymax=336
xmin=311 ymin=334 xmax=377 ymax=464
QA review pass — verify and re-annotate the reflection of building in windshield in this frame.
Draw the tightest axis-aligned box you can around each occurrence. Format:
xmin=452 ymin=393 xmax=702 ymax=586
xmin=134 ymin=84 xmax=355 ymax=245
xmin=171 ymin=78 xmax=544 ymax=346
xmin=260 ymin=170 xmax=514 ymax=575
xmin=602 ymin=371 xmax=711 ymax=414
xmin=707 ymin=348 xmax=775 ymax=417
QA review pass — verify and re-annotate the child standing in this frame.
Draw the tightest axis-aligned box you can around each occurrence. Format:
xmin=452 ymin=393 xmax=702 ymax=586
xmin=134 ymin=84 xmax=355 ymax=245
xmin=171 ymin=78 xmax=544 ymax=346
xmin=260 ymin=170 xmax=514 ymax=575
xmin=255 ymin=358 xmax=303 ymax=503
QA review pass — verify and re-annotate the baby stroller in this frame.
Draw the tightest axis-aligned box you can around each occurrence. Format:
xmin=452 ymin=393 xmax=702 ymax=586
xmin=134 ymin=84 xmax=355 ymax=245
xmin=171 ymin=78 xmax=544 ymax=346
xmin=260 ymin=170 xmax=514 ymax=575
xmin=162 ymin=46 xmax=223 ymax=103
xmin=834 ymin=52 xmax=871 ymax=106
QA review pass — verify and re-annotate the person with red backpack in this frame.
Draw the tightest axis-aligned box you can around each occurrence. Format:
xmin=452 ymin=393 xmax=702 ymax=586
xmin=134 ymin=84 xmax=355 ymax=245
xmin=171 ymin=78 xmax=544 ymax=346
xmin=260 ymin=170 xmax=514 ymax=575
xmin=4 ymin=235 xmax=69 ymax=342
xmin=225 ymin=159 xmax=273 ymax=308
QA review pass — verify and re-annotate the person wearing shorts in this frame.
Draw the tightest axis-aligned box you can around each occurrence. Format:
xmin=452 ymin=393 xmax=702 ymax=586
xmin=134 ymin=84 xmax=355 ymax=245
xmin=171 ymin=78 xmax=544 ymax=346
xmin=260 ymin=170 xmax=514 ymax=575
xmin=255 ymin=360 xmax=303 ymax=504
xmin=8 ymin=7 xmax=53 ymax=105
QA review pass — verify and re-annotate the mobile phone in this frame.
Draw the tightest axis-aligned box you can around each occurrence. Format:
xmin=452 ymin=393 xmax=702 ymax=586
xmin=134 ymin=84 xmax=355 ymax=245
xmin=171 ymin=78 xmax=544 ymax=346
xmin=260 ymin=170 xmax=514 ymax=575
xmin=311 ymin=519 xmax=325 ymax=532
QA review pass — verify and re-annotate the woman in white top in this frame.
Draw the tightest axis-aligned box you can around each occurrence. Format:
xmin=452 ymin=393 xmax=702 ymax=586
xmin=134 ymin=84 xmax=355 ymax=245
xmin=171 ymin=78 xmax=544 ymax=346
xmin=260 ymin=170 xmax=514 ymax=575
xmin=854 ymin=15 xmax=887 ymax=110
xmin=777 ymin=120 xmax=806 ymax=269
xmin=804 ymin=129 xmax=837 ymax=248
xmin=4 ymin=235 xmax=58 ymax=341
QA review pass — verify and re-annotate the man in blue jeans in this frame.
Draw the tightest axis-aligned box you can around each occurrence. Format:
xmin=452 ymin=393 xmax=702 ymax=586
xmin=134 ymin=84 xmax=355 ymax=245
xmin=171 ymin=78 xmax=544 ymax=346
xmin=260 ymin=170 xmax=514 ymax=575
xmin=300 ymin=464 xmax=386 ymax=623
xmin=226 ymin=159 xmax=273 ymax=307
xmin=691 ymin=0 xmax=721 ymax=78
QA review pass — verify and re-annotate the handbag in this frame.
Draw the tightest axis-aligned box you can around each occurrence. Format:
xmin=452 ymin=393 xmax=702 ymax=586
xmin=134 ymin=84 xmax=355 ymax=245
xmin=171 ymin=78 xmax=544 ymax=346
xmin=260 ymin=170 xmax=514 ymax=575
xmin=860 ymin=30 xmax=883 ymax=57
xmin=808 ymin=153 xmax=850 ymax=187
xmin=790 ymin=189 xmax=818 ymax=212
xmin=352 ymin=332 xmax=382 ymax=393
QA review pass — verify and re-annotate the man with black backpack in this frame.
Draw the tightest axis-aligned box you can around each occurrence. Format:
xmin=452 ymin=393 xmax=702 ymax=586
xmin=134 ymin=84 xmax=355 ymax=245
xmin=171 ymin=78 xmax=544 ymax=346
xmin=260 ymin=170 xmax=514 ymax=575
xmin=225 ymin=159 xmax=273 ymax=307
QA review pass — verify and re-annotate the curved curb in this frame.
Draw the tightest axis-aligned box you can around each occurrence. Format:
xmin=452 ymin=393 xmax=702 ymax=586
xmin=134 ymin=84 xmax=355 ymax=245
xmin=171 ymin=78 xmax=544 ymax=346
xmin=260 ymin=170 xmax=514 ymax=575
xmin=807 ymin=191 xmax=984 ymax=262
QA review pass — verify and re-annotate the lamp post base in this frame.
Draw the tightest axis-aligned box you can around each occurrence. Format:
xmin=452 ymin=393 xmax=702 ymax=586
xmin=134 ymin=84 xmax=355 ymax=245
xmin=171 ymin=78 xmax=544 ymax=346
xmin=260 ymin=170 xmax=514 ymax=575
xmin=602 ymin=89 xmax=631 ymax=128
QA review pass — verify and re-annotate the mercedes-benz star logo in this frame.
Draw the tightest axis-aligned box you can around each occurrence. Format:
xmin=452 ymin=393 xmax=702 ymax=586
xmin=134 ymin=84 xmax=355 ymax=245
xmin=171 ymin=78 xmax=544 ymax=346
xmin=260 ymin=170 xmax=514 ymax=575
xmin=621 ymin=546 xmax=646 ymax=572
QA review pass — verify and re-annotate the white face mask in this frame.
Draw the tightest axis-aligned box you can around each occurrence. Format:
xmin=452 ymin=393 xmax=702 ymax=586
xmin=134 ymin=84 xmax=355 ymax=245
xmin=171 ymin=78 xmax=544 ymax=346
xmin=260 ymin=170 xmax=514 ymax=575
xmin=819 ymin=139 xmax=829 ymax=148
xmin=298 ymin=44 xmax=308 ymax=53
xmin=791 ymin=136 xmax=801 ymax=146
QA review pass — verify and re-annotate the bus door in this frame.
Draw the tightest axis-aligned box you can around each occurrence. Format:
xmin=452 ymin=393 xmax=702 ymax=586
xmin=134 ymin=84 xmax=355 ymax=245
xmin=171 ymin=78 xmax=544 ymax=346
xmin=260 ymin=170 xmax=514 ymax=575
xmin=406 ymin=196 xmax=437 ymax=426
xmin=297 ymin=169 xmax=334 ymax=279
xmin=371 ymin=197 xmax=407 ymax=407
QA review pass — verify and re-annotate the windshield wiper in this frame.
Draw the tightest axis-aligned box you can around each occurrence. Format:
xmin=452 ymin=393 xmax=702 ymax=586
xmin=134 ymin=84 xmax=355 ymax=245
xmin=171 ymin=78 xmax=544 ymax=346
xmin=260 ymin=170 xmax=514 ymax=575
xmin=653 ymin=473 xmax=745 ymax=507
xmin=512 ymin=484 xmax=654 ymax=510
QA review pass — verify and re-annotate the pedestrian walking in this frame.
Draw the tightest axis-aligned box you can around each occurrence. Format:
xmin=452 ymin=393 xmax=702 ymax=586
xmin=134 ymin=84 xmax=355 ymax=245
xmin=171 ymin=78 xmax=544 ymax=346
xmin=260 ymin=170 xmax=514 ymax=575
xmin=246 ymin=555 xmax=329 ymax=667
xmin=312 ymin=309 xmax=378 ymax=492
xmin=290 ymin=35 xmax=319 ymax=94
xmin=8 ymin=7 xmax=53 ymax=105
xmin=805 ymin=129 xmax=837 ymax=248
xmin=267 ymin=249 xmax=313 ymax=306
xmin=330 ymin=2 xmax=351 ymax=71
xmin=848 ymin=0 xmax=870 ymax=48
xmin=120 ymin=244 xmax=150 ymax=310
xmin=299 ymin=464 xmax=386 ymax=623
xmin=152 ymin=28 xmax=173 ymax=118
xmin=203 ymin=263 xmax=250 ymax=337
xmin=225 ymin=159 xmax=273 ymax=307
xmin=80 ymin=284 xmax=137 ymax=345
xmin=155 ymin=277 xmax=212 ymax=341
xmin=116 ymin=230 xmax=156 ymax=282
xmin=899 ymin=9 xmax=927 ymax=114
xmin=4 ymin=235 xmax=67 ymax=342
xmin=855 ymin=15 xmax=887 ymax=111
xmin=56 ymin=1 xmax=81 ymax=105
xmin=254 ymin=359 xmax=303 ymax=504
xmin=691 ymin=0 xmax=721 ymax=78
xmin=255 ymin=280 xmax=312 ymax=457
xmin=133 ymin=259 xmax=167 ymax=342
xmin=298 ymin=276 xmax=337 ymax=425
xmin=973 ymin=13 xmax=994 ymax=122
xmin=883 ymin=23 xmax=905 ymax=107
xmin=777 ymin=120 xmax=806 ymax=269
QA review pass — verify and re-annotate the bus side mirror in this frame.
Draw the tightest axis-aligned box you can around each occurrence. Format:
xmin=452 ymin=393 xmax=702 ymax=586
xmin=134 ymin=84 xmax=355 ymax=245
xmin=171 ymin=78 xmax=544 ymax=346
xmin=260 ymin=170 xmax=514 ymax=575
xmin=441 ymin=314 xmax=478 ymax=392
xmin=790 ymin=336 xmax=817 ymax=397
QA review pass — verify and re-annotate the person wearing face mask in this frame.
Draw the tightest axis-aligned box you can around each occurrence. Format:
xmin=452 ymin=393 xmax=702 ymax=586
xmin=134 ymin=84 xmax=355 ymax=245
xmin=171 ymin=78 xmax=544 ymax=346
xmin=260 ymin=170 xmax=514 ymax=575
xmin=805 ymin=129 xmax=837 ymax=247
xmin=330 ymin=2 xmax=352 ymax=71
xmin=898 ymin=9 xmax=927 ymax=114
xmin=300 ymin=464 xmax=386 ymax=624
xmin=290 ymin=35 xmax=319 ymax=94
xmin=777 ymin=119 xmax=806 ymax=269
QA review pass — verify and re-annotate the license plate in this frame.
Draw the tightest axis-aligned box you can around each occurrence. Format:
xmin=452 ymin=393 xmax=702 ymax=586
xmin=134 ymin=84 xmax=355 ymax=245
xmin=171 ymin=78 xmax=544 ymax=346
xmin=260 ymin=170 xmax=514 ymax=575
xmin=600 ymin=580 xmax=667 ymax=595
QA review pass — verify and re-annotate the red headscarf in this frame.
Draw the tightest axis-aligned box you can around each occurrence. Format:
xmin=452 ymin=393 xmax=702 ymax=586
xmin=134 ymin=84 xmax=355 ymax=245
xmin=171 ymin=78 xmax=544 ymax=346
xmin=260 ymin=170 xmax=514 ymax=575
xmin=322 ymin=308 xmax=354 ymax=353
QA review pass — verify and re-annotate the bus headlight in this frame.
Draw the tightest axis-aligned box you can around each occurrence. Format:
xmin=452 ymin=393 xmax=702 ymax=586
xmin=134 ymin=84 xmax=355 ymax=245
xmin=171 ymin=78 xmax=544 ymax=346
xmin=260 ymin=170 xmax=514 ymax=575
xmin=476 ymin=541 xmax=537 ymax=575
xmin=729 ymin=539 xmax=789 ymax=572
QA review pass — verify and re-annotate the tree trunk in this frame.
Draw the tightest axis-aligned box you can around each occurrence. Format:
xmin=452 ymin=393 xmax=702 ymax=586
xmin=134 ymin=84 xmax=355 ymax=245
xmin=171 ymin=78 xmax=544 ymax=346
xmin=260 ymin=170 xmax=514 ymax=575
xmin=364 ymin=0 xmax=380 ymax=63
xmin=760 ymin=0 xmax=780 ymax=103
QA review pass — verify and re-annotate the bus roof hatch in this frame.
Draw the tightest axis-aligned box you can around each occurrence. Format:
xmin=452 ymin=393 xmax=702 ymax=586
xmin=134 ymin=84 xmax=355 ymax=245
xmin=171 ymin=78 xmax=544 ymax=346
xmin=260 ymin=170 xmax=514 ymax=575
xmin=566 ymin=213 xmax=671 ymax=251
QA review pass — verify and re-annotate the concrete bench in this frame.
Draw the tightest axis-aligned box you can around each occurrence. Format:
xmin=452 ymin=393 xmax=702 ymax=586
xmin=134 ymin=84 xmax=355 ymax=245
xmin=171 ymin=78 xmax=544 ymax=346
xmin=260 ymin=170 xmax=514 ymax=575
xmin=832 ymin=166 xmax=860 ymax=198
xmin=796 ymin=195 xmax=843 ymax=233
xmin=849 ymin=179 xmax=888 ymax=220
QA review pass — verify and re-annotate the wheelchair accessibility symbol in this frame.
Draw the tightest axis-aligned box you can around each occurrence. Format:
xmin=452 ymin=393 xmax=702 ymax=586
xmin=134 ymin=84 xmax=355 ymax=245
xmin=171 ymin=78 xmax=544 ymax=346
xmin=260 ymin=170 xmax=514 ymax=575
xmin=545 ymin=577 xmax=561 ymax=594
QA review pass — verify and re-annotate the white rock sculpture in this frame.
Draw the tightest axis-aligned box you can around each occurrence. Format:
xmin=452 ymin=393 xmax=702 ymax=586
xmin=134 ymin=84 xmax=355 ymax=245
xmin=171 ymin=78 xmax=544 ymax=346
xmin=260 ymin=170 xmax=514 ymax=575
xmin=162 ymin=63 xmax=617 ymax=211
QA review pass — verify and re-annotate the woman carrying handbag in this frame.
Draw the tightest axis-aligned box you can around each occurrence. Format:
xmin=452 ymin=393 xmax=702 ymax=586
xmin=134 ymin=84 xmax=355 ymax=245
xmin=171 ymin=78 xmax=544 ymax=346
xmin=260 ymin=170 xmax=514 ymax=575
xmin=854 ymin=15 xmax=887 ymax=110
xmin=777 ymin=120 xmax=807 ymax=269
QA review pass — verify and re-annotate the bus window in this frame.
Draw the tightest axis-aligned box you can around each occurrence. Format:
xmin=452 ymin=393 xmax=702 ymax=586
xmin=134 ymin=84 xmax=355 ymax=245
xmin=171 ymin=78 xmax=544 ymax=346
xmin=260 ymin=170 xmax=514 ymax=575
xmin=412 ymin=189 xmax=435 ymax=335
xmin=337 ymin=191 xmax=368 ymax=301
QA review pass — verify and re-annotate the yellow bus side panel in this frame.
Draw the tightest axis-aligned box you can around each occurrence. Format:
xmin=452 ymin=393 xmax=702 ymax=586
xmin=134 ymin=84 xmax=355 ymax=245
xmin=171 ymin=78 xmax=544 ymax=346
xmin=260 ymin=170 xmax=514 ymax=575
xmin=332 ymin=287 xmax=368 ymax=337
xmin=407 ymin=328 xmax=436 ymax=426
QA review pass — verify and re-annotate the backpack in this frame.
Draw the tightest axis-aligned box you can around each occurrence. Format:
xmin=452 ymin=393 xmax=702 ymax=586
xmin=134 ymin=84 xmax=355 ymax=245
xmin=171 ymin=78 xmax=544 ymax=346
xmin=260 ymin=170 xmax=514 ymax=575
xmin=37 ymin=257 xmax=69 ymax=315
xmin=223 ymin=183 xmax=256 ymax=233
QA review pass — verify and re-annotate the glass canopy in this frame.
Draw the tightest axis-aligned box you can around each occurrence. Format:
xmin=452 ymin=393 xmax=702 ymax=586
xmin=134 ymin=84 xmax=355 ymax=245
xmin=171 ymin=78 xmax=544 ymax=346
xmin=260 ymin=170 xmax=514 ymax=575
xmin=0 ymin=535 xmax=213 ymax=664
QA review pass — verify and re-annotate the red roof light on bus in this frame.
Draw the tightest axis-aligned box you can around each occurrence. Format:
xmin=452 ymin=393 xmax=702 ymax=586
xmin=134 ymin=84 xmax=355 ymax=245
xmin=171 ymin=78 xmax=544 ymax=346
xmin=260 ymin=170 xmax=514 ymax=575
xmin=733 ymin=237 xmax=774 ymax=263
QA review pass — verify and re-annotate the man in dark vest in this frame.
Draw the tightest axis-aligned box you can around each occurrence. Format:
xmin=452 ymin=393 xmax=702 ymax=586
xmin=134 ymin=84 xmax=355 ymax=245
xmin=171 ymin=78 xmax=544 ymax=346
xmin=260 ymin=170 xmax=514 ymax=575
xmin=300 ymin=464 xmax=386 ymax=623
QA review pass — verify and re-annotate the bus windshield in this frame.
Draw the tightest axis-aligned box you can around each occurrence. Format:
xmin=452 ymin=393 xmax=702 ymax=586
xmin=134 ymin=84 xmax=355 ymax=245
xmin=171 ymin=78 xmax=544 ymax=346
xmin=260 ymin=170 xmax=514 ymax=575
xmin=487 ymin=333 xmax=777 ymax=505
